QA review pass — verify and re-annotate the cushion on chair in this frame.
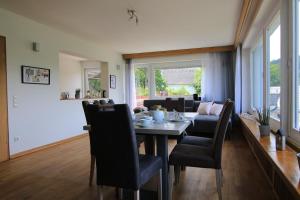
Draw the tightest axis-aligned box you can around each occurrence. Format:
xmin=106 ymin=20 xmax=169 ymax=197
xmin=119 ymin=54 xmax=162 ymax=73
xmin=139 ymin=155 xmax=162 ymax=186
xmin=169 ymin=144 xmax=215 ymax=169
xmin=180 ymin=136 xmax=213 ymax=147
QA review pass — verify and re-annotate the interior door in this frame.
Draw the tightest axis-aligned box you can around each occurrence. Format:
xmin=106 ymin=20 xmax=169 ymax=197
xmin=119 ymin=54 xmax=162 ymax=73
xmin=0 ymin=36 xmax=9 ymax=162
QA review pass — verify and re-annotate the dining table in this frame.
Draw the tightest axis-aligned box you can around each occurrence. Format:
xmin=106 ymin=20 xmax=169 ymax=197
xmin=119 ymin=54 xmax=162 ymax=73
xmin=134 ymin=112 xmax=197 ymax=200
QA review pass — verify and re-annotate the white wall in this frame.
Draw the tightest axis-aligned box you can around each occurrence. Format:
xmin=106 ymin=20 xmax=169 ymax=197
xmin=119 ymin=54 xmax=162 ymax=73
xmin=59 ymin=54 xmax=82 ymax=98
xmin=0 ymin=8 xmax=125 ymax=155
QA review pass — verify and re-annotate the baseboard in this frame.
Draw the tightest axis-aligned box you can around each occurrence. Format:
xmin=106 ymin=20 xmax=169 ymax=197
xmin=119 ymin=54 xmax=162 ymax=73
xmin=10 ymin=132 xmax=88 ymax=159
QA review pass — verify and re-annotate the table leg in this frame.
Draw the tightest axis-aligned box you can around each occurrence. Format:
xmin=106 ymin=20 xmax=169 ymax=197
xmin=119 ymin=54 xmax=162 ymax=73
xmin=144 ymin=136 xmax=155 ymax=155
xmin=156 ymin=135 xmax=169 ymax=200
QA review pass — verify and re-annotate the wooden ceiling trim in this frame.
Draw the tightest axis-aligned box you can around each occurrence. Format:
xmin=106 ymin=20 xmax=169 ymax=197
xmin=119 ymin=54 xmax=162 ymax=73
xmin=122 ymin=45 xmax=235 ymax=59
xmin=234 ymin=0 xmax=263 ymax=47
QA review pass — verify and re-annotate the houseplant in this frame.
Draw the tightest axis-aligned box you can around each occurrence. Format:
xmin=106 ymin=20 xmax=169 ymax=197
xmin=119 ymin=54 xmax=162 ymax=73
xmin=256 ymin=108 xmax=270 ymax=136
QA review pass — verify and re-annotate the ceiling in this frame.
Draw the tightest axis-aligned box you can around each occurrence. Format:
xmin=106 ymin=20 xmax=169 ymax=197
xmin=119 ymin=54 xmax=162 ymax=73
xmin=0 ymin=0 xmax=242 ymax=53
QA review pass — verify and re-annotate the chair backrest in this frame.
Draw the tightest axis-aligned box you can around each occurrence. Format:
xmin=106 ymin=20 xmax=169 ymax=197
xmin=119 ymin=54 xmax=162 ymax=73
xmin=82 ymin=101 xmax=99 ymax=156
xmin=212 ymin=99 xmax=234 ymax=169
xmin=88 ymin=104 xmax=140 ymax=190
xmin=165 ymin=97 xmax=185 ymax=112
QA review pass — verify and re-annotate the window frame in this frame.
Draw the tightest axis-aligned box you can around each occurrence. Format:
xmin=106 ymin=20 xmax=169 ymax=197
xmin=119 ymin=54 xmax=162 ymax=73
xmin=250 ymin=35 xmax=264 ymax=110
xmin=290 ymin=0 xmax=300 ymax=145
xmin=266 ymin=12 xmax=281 ymax=124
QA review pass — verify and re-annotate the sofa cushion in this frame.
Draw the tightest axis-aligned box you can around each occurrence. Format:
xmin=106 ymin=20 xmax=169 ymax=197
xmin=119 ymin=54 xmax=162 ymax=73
xmin=210 ymin=103 xmax=223 ymax=116
xmin=197 ymin=102 xmax=213 ymax=115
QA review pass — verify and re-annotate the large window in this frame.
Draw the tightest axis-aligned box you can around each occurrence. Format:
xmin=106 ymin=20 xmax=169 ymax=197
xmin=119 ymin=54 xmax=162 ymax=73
xmin=134 ymin=63 xmax=202 ymax=106
xmin=294 ymin=0 xmax=300 ymax=130
xmin=154 ymin=67 xmax=202 ymax=97
xmin=267 ymin=17 xmax=281 ymax=121
xmin=251 ymin=37 xmax=263 ymax=109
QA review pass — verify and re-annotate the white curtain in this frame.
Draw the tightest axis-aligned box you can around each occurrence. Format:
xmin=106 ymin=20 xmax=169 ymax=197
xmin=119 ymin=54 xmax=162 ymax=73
xmin=125 ymin=59 xmax=137 ymax=110
xmin=201 ymin=52 xmax=234 ymax=102
xmin=234 ymin=45 xmax=242 ymax=113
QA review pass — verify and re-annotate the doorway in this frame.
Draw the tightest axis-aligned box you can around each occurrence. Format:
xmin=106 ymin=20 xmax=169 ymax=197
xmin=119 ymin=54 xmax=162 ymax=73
xmin=0 ymin=36 xmax=9 ymax=162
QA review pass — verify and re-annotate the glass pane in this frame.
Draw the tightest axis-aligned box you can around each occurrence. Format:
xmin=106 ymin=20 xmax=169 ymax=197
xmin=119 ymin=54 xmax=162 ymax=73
xmin=252 ymin=39 xmax=263 ymax=109
xmin=154 ymin=67 xmax=202 ymax=97
xmin=86 ymin=69 xmax=101 ymax=97
xmin=268 ymin=25 xmax=281 ymax=120
xmin=135 ymin=67 xmax=149 ymax=107
xmin=296 ymin=0 xmax=300 ymax=129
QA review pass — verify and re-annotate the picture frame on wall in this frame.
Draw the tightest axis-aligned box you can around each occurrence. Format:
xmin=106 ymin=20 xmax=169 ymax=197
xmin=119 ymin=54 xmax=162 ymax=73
xmin=110 ymin=75 xmax=116 ymax=89
xmin=21 ymin=65 xmax=50 ymax=85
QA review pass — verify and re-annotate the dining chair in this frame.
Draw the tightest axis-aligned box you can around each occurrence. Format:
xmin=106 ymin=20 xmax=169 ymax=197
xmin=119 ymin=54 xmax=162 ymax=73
xmin=88 ymin=104 xmax=163 ymax=200
xmin=82 ymin=101 xmax=98 ymax=186
xmin=180 ymin=99 xmax=231 ymax=147
xmin=168 ymin=100 xmax=234 ymax=200
xmin=165 ymin=97 xmax=185 ymax=112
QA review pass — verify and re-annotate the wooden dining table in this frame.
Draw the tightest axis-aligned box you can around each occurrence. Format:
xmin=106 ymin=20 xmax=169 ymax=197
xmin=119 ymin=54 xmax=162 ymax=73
xmin=134 ymin=112 xmax=197 ymax=200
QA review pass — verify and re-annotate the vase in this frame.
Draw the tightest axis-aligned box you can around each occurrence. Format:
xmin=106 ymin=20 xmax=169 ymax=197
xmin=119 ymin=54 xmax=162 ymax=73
xmin=259 ymin=125 xmax=270 ymax=137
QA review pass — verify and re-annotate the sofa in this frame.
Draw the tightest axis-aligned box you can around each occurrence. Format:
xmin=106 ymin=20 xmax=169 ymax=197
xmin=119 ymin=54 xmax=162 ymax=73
xmin=143 ymin=99 xmax=232 ymax=138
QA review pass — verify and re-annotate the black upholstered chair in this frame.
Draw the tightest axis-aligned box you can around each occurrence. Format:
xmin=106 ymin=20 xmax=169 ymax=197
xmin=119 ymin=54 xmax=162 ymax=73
xmin=168 ymin=100 xmax=234 ymax=200
xmin=165 ymin=97 xmax=185 ymax=112
xmin=180 ymin=100 xmax=231 ymax=147
xmin=82 ymin=101 xmax=97 ymax=186
xmin=88 ymin=104 xmax=162 ymax=200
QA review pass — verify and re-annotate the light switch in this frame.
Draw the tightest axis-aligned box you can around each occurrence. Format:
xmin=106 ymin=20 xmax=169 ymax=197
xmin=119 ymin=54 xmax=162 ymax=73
xmin=13 ymin=96 xmax=18 ymax=108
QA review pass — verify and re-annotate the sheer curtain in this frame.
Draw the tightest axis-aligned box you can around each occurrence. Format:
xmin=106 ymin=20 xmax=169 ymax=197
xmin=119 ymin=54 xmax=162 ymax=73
xmin=234 ymin=45 xmax=242 ymax=113
xmin=201 ymin=52 xmax=234 ymax=102
xmin=125 ymin=59 xmax=136 ymax=110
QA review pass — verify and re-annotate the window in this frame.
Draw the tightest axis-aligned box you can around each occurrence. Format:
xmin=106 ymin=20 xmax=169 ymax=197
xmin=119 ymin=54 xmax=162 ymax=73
xmin=294 ymin=0 xmax=300 ymax=129
xmin=134 ymin=62 xmax=202 ymax=106
xmin=154 ymin=67 xmax=202 ymax=97
xmin=135 ymin=67 xmax=149 ymax=107
xmin=267 ymin=16 xmax=281 ymax=121
xmin=84 ymin=68 xmax=101 ymax=97
xmin=251 ymin=37 xmax=263 ymax=109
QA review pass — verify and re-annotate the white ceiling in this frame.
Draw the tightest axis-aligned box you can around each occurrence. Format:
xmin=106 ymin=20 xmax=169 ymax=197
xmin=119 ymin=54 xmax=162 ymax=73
xmin=0 ymin=0 xmax=242 ymax=53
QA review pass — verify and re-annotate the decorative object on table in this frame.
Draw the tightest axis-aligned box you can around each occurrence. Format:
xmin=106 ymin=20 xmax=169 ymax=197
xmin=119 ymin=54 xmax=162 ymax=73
xmin=21 ymin=65 xmax=50 ymax=85
xmin=102 ymin=90 xmax=107 ymax=98
xmin=275 ymin=129 xmax=286 ymax=150
xmin=151 ymin=110 xmax=164 ymax=123
xmin=133 ymin=106 xmax=147 ymax=114
xmin=85 ymin=90 xmax=91 ymax=99
xmin=110 ymin=75 xmax=116 ymax=89
xmin=193 ymin=94 xmax=198 ymax=101
xmin=75 ymin=89 xmax=81 ymax=99
xmin=60 ymin=92 xmax=69 ymax=100
xmin=256 ymin=108 xmax=270 ymax=137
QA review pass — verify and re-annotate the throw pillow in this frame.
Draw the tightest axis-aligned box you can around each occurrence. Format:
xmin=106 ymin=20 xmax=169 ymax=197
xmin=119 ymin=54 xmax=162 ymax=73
xmin=197 ymin=102 xmax=213 ymax=115
xmin=210 ymin=103 xmax=223 ymax=116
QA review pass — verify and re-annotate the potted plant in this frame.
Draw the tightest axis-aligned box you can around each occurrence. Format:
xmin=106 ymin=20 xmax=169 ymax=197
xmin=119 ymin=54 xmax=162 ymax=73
xmin=256 ymin=108 xmax=270 ymax=137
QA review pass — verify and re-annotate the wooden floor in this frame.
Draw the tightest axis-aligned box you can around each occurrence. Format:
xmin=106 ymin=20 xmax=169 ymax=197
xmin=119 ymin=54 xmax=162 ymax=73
xmin=0 ymin=130 xmax=275 ymax=200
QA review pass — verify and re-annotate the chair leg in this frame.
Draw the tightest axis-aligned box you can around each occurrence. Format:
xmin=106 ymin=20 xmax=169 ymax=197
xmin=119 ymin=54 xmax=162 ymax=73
xmin=158 ymin=169 xmax=162 ymax=200
xmin=89 ymin=155 xmax=96 ymax=186
xmin=169 ymin=165 xmax=174 ymax=200
xmin=133 ymin=190 xmax=140 ymax=200
xmin=216 ymin=169 xmax=223 ymax=200
xmin=97 ymin=185 xmax=103 ymax=200
xmin=174 ymin=165 xmax=181 ymax=185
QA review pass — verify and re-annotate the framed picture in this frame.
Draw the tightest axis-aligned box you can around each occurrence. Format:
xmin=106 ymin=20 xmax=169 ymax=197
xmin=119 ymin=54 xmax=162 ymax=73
xmin=21 ymin=66 xmax=50 ymax=85
xmin=110 ymin=75 xmax=116 ymax=89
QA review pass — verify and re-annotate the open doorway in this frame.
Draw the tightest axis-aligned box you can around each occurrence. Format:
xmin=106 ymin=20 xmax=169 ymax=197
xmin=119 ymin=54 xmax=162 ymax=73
xmin=0 ymin=36 xmax=9 ymax=162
